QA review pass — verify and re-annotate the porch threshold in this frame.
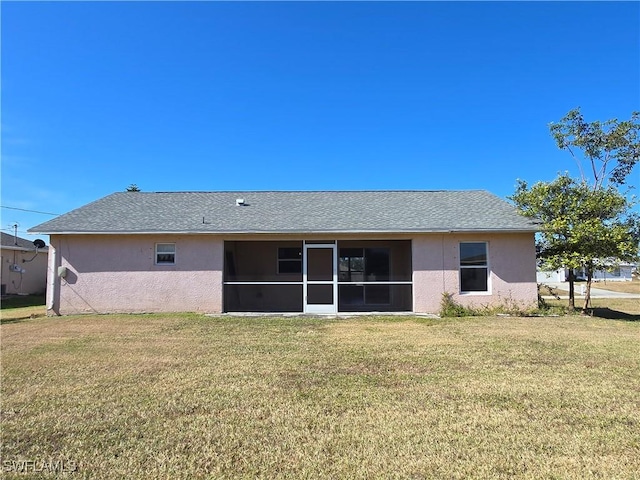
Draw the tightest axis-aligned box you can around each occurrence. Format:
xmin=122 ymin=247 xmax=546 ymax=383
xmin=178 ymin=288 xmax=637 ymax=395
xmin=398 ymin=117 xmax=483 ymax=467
xmin=207 ymin=312 xmax=439 ymax=318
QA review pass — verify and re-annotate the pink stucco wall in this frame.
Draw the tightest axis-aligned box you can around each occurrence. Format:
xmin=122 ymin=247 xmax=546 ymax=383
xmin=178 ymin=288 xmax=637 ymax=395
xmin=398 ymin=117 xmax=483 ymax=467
xmin=1 ymin=248 xmax=48 ymax=295
xmin=413 ymin=233 xmax=537 ymax=313
xmin=47 ymin=232 xmax=536 ymax=315
xmin=48 ymin=235 xmax=223 ymax=315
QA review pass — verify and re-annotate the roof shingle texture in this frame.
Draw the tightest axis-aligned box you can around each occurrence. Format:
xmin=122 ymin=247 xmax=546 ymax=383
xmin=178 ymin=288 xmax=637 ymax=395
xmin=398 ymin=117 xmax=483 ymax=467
xmin=1 ymin=232 xmax=44 ymax=250
xmin=29 ymin=191 xmax=538 ymax=234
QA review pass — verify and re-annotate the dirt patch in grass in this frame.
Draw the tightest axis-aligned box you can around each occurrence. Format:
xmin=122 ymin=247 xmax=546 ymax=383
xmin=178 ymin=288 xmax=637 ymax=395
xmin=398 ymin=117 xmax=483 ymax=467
xmin=2 ymin=314 xmax=639 ymax=479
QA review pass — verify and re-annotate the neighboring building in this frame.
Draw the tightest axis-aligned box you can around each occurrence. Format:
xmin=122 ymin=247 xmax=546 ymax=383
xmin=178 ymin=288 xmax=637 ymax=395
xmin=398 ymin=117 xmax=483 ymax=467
xmin=1 ymin=232 xmax=48 ymax=295
xmin=29 ymin=190 xmax=539 ymax=315
xmin=592 ymin=264 xmax=635 ymax=282
xmin=537 ymin=264 xmax=635 ymax=283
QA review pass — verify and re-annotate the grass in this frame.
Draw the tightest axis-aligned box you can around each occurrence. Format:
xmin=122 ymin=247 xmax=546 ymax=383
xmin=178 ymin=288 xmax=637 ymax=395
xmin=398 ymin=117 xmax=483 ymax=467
xmin=1 ymin=295 xmax=46 ymax=322
xmin=591 ymin=279 xmax=640 ymax=294
xmin=2 ymin=310 xmax=640 ymax=479
xmin=540 ymin=280 xmax=640 ymax=299
xmin=1 ymin=294 xmax=45 ymax=310
xmin=539 ymin=284 xmax=569 ymax=296
xmin=543 ymin=297 xmax=640 ymax=321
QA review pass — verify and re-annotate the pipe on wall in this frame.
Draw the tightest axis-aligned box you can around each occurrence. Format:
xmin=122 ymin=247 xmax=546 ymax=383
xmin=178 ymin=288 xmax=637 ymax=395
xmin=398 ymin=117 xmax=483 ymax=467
xmin=46 ymin=240 xmax=58 ymax=314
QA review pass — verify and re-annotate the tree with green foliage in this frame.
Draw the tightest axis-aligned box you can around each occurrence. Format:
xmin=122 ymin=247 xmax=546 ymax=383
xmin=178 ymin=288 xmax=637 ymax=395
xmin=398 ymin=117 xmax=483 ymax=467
xmin=549 ymin=108 xmax=639 ymax=188
xmin=512 ymin=175 xmax=638 ymax=312
xmin=512 ymin=109 xmax=640 ymax=312
xmin=126 ymin=184 xmax=141 ymax=192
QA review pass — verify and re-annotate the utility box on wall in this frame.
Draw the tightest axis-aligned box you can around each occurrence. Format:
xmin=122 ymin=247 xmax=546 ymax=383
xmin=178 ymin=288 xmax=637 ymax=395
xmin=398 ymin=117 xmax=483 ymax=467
xmin=0 ymin=232 xmax=49 ymax=295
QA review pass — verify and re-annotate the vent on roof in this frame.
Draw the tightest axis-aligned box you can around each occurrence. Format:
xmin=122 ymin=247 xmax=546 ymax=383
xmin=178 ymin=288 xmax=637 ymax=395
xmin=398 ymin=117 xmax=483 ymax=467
xmin=236 ymin=198 xmax=246 ymax=206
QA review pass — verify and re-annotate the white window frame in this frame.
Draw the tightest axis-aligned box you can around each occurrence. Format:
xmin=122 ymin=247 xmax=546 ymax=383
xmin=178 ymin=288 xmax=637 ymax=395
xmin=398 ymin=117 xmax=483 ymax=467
xmin=155 ymin=243 xmax=176 ymax=265
xmin=459 ymin=242 xmax=490 ymax=295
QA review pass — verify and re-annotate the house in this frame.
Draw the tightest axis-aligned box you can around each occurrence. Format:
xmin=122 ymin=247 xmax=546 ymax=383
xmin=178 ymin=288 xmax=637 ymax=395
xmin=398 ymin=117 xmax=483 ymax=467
xmin=28 ymin=190 xmax=539 ymax=315
xmin=1 ymin=232 xmax=48 ymax=296
xmin=592 ymin=264 xmax=635 ymax=282
xmin=537 ymin=263 xmax=635 ymax=283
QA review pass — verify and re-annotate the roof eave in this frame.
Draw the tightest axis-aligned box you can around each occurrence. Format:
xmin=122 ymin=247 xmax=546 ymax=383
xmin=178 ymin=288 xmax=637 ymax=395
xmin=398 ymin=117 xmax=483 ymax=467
xmin=34 ymin=227 xmax=539 ymax=235
xmin=0 ymin=245 xmax=48 ymax=252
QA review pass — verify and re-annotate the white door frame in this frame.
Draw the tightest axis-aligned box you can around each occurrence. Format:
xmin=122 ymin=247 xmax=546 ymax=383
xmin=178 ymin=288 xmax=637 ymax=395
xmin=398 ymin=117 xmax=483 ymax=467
xmin=303 ymin=244 xmax=337 ymax=314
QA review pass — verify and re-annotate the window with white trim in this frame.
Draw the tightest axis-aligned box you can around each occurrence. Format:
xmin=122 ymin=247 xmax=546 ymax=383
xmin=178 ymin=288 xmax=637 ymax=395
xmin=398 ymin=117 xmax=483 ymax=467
xmin=459 ymin=242 xmax=488 ymax=293
xmin=156 ymin=243 xmax=176 ymax=265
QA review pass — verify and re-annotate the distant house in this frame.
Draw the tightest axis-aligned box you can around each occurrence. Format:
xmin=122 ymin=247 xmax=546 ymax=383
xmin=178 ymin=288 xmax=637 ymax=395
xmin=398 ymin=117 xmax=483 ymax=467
xmin=1 ymin=232 xmax=48 ymax=295
xmin=537 ymin=263 xmax=635 ymax=283
xmin=29 ymin=190 xmax=539 ymax=315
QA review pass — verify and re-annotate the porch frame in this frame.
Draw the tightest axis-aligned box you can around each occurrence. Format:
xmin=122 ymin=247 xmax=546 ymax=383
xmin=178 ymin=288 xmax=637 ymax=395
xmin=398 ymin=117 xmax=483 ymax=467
xmin=223 ymin=239 xmax=413 ymax=314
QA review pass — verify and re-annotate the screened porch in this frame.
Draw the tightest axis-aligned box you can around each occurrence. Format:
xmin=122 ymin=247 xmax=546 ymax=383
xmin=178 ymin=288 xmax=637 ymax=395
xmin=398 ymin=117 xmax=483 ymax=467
xmin=223 ymin=240 xmax=412 ymax=313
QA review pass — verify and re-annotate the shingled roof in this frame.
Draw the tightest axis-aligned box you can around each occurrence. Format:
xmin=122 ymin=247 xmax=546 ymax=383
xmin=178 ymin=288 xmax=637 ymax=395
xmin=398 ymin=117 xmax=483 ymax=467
xmin=1 ymin=232 xmax=47 ymax=250
xmin=29 ymin=190 xmax=538 ymax=234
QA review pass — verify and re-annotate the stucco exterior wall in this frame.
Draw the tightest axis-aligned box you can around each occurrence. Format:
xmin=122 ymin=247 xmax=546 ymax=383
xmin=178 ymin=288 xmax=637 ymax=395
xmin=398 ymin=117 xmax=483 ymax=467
xmin=1 ymin=248 xmax=48 ymax=295
xmin=413 ymin=233 xmax=537 ymax=313
xmin=47 ymin=232 xmax=536 ymax=315
xmin=48 ymin=235 xmax=223 ymax=315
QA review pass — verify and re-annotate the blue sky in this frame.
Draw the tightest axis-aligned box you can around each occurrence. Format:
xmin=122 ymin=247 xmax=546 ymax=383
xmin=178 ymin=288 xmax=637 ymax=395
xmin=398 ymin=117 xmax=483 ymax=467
xmin=2 ymin=1 xmax=639 ymax=239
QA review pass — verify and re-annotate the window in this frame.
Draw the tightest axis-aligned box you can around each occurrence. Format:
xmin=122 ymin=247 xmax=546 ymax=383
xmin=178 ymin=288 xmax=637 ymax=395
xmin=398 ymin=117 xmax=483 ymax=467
xmin=460 ymin=242 xmax=488 ymax=293
xmin=339 ymin=248 xmax=390 ymax=282
xmin=339 ymin=248 xmax=365 ymax=282
xmin=156 ymin=243 xmax=176 ymax=265
xmin=278 ymin=247 xmax=302 ymax=274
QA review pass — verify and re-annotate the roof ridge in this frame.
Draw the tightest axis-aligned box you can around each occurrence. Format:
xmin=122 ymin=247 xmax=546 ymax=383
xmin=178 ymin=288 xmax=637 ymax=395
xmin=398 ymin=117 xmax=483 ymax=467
xmin=140 ymin=189 xmax=490 ymax=194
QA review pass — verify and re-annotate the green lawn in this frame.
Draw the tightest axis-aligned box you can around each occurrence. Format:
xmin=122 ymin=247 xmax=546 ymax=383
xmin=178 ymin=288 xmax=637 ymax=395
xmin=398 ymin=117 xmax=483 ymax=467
xmin=2 ymin=311 xmax=639 ymax=479
xmin=0 ymin=295 xmax=45 ymax=309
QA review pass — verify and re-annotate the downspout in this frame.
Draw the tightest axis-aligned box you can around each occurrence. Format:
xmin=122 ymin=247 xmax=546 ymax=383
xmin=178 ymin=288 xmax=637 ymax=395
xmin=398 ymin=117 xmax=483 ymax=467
xmin=442 ymin=234 xmax=446 ymax=294
xmin=46 ymin=239 xmax=59 ymax=314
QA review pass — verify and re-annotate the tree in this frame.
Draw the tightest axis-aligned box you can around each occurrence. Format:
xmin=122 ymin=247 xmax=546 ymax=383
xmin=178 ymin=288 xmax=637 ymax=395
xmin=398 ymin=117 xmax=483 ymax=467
xmin=513 ymin=110 xmax=640 ymax=312
xmin=512 ymin=174 xmax=639 ymax=312
xmin=126 ymin=184 xmax=141 ymax=192
xmin=549 ymin=108 xmax=640 ymax=188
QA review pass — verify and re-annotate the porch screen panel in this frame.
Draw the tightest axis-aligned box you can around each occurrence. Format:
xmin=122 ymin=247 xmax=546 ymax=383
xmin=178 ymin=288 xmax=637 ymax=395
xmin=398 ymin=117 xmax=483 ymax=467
xmin=337 ymin=240 xmax=412 ymax=312
xmin=307 ymin=248 xmax=333 ymax=281
xmin=338 ymin=284 xmax=412 ymax=312
xmin=224 ymin=241 xmax=303 ymax=313
xmin=307 ymin=284 xmax=334 ymax=305
xmin=338 ymin=240 xmax=412 ymax=282
xmin=225 ymin=241 xmax=302 ymax=282
xmin=224 ymin=284 xmax=303 ymax=312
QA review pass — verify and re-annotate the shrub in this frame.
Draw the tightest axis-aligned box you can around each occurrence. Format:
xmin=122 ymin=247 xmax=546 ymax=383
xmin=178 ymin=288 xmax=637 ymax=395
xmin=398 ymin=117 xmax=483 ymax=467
xmin=439 ymin=293 xmax=476 ymax=317
xmin=440 ymin=292 xmax=546 ymax=318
